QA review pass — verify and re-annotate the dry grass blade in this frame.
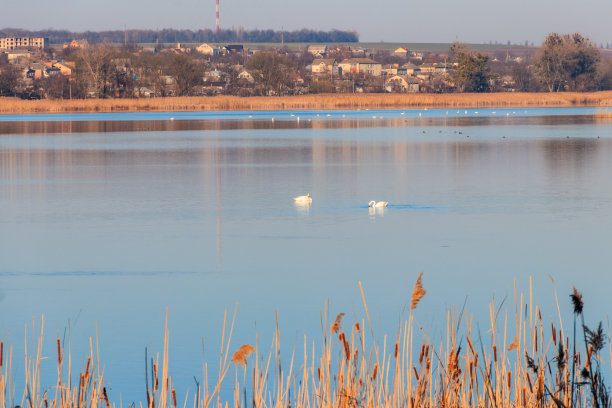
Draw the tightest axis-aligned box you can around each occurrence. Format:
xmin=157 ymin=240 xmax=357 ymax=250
xmin=331 ymin=313 xmax=344 ymax=334
xmin=230 ymin=344 xmax=255 ymax=366
xmin=411 ymin=272 xmax=426 ymax=310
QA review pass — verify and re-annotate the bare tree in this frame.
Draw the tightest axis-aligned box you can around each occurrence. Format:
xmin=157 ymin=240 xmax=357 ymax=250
xmin=0 ymin=64 xmax=20 ymax=96
xmin=167 ymin=53 xmax=204 ymax=96
xmin=536 ymin=33 xmax=599 ymax=92
xmin=74 ymin=44 xmax=117 ymax=97
xmin=245 ymin=51 xmax=296 ymax=96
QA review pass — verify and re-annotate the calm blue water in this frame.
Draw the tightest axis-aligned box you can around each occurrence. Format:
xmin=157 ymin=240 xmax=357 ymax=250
xmin=1 ymin=108 xmax=611 ymax=403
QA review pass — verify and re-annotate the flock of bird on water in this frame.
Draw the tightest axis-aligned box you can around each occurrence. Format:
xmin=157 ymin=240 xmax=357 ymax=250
xmin=293 ymin=194 xmax=388 ymax=208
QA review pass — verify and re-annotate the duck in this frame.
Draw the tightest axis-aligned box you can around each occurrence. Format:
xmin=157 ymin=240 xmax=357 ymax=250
xmin=294 ymin=193 xmax=312 ymax=203
xmin=368 ymin=200 xmax=388 ymax=208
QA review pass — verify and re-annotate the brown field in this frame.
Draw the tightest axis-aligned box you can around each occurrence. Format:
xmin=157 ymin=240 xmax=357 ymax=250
xmin=3 ymin=92 xmax=612 ymax=115
xmin=0 ymin=278 xmax=609 ymax=408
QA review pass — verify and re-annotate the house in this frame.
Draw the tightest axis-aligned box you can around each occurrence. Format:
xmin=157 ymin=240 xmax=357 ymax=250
xmin=196 ymin=43 xmax=217 ymax=55
xmin=237 ymin=70 xmax=254 ymax=83
xmin=409 ymin=51 xmax=423 ymax=61
xmin=311 ymin=58 xmax=337 ymax=75
xmin=137 ymin=87 xmax=154 ymax=97
xmin=307 ymin=45 xmax=328 ymax=57
xmin=7 ymin=50 xmax=31 ymax=62
xmin=63 ymin=39 xmax=89 ymax=49
xmin=45 ymin=66 xmax=62 ymax=76
xmin=401 ymin=63 xmax=420 ymax=76
xmin=385 ymin=76 xmax=419 ymax=93
xmin=382 ymin=64 xmax=401 ymax=76
xmin=385 ymin=75 xmax=408 ymax=92
xmin=434 ymin=64 xmax=449 ymax=74
xmin=25 ymin=63 xmax=46 ymax=79
xmin=406 ymin=77 xmax=420 ymax=93
xmin=0 ymin=37 xmax=48 ymax=50
xmin=43 ymin=61 xmax=73 ymax=76
xmin=225 ymin=44 xmax=244 ymax=54
xmin=419 ymin=63 xmax=436 ymax=74
xmin=338 ymin=58 xmax=382 ymax=76
xmin=393 ymin=47 xmax=409 ymax=57
xmin=55 ymin=61 xmax=75 ymax=76
xmin=205 ymin=70 xmax=224 ymax=81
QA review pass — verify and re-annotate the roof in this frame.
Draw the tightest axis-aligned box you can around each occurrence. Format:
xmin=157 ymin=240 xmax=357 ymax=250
xmin=340 ymin=58 xmax=380 ymax=65
xmin=313 ymin=58 xmax=335 ymax=65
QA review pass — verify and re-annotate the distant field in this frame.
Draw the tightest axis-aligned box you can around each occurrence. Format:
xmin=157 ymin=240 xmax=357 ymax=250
xmin=2 ymin=92 xmax=612 ymax=114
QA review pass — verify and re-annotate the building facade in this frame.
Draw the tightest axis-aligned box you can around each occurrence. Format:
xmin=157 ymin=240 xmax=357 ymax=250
xmin=0 ymin=37 xmax=49 ymax=50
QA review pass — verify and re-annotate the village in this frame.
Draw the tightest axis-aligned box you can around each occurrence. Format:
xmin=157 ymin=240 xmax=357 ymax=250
xmin=0 ymin=35 xmax=602 ymax=99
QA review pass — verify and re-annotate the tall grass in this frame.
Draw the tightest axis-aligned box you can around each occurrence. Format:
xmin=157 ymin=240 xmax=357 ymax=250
xmin=1 ymin=277 xmax=609 ymax=408
xmin=3 ymin=92 xmax=612 ymax=114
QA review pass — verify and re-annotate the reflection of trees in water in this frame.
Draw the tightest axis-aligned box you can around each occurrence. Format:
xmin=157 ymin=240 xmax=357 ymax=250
xmin=0 ymin=115 xmax=602 ymax=135
xmin=541 ymin=138 xmax=600 ymax=178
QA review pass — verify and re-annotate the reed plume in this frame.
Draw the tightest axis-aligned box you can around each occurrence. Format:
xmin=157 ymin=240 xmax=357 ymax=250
xmin=571 ymin=287 xmax=584 ymax=314
xmin=331 ymin=313 xmax=344 ymax=334
xmin=230 ymin=344 xmax=255 ymax=366
xmin=410 ymin=272 xmax=426 ymax=310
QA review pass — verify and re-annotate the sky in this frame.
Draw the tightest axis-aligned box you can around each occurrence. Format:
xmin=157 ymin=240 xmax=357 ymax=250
xmin=3 ymin=0 xmax=612 ymax=45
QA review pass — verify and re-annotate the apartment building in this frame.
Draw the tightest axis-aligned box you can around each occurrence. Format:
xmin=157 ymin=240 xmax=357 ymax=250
xmin=0 ymin=37 xmax=49 ymax=50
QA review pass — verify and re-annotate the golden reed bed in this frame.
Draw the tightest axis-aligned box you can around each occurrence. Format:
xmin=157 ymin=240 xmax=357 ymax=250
xmin=3 ymin=92 xmax=612 ymax=114
xmin=0 ymin=276 xmax=609 ymax=408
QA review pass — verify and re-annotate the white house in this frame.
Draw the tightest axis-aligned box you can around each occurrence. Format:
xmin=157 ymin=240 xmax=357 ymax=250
xmin=338 ymin=58 xmax=382 ymax=76
xmin=311 ymin=58 xmax=337 ymax=75
xmin=307 ymin=45 xmax=328 ymax=57
xmin=196 ymin=43 xmax=218 ymax=55
xmin=237 ymin=70 xmax=254 ymax=83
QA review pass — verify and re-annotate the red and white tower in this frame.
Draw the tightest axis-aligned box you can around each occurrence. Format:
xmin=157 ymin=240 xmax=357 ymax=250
xmin=215 ymin=0 xmax=220 ymax=32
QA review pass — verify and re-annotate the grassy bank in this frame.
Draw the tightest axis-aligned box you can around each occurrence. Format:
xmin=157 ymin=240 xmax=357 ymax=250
xmin=1 ymin=277 xmax=609 ymax=408
xmin=3 ymin=92 xmax=612 ymax=115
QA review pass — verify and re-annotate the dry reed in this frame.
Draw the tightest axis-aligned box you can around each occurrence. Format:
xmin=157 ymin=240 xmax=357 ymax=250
xmin=0 ymin=277 xmax=608 ymax=408
xmin=410 ymin=272 xmax=426 ymax=310
xmin=3 ymin=92 xmax=612 ymax=115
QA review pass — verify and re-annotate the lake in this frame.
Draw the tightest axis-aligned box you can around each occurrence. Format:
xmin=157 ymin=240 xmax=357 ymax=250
xmin=1 ymin=107 xmax=611 ymax=403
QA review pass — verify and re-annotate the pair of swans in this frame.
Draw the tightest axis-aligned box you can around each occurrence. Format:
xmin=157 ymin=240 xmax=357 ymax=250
xmin=294 ymin=194 xmax=388 ymax=208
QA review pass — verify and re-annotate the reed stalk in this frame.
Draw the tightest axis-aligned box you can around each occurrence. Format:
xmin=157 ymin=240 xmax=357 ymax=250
xmin=0 ymin=278 xmax=608 ymax=408
xmin=3 ymin=92 xmax=612 ymax=115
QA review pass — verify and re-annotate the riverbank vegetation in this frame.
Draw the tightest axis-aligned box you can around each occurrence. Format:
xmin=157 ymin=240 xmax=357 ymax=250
xmin=2 ymin=92 xmax=612 ymax=114
xmin=1 ymin=277 xmax=609 ymax=408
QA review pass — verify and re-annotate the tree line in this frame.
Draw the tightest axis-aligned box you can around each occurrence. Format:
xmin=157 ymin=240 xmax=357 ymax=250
xmin=3 ymin=32 xmax=612 ymax=99
xmin=0 ymin=28 xmax=359 ymax=44
xmin=450 ymin=33 xmax=606 ymax=92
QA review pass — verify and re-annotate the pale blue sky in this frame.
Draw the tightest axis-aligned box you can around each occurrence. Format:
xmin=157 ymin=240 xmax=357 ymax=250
xmin=4 ymin=0 xmax=612 ymax=44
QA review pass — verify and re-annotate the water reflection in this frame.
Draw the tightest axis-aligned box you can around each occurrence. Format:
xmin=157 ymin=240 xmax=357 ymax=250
xmin=368 ymin=206 xmax=386 ymax=219
xmin=0 ymin=115 xmax=603 ymax=135
xmin=293 ymin=201 xmax=311 ymax=214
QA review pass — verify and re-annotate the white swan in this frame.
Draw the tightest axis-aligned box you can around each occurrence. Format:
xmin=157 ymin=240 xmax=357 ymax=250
xmin=294 ymin=193 xmax=312 ymax=203
xmin=368 ymin=200 xmax=388 ymax=208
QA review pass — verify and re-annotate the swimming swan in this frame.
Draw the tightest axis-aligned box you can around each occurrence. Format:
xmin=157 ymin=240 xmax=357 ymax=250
xmin=368 ymin=200 xmax=388 ymax=208
xmin=294 ymin=193 xmax=312 ymax=203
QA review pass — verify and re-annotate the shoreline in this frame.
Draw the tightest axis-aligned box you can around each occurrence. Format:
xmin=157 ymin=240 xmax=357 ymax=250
xmin=2 ymin=91 xmax=612 ymax=115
